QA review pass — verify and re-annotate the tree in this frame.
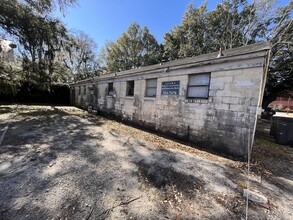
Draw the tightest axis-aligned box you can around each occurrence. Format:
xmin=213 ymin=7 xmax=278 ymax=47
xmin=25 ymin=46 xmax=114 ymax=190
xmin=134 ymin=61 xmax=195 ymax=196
xmin=0 ymin=0 xmax=76 ymax=36
xmin=16 ymin=14 xmax=68 ymax=89
xmin=264 ymin=1 xmax=293 ymax=106
xmin=19 ymin=0 xmax=77 ymax=15
xmin=205 ymin=0 xmax=248 ymax=50
xmin=102 ymin=22 xmax=161 ymax=72
xmin=141 ymin=27 xmax=163 ymax=66
xmin=0 ymin=0 xmax=78 ymax=89
xmin=240 ymin=0 xmax=278 ymax=45
xmin=63 ymin=31 xmax=99 ymax=81
xmin=163 ymin=0 xmax=278 ymax=59
xmin=97 ymin=41 xmax=114 ymax=74
xmin=162 ymin=0 xmax=292 ymax=107
xmin=164 ymin=3 xmax=208 ymax=59
xmin=0 ymin=59 xmax=22 ymax=98
xmin=162 ymin=27 xmax=181 ymax=60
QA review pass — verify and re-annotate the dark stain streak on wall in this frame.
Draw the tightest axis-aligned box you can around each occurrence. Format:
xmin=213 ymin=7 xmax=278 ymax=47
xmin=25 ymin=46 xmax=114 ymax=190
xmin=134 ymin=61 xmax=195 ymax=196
xmin=70 ymin=42 xmax=271 ymax=159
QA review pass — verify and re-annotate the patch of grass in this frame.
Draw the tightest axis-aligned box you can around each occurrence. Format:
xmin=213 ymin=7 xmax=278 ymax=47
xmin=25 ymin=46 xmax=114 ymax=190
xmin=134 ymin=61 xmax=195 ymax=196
xmin=252 ymin=129 xmax=293 ymax=178
xmin=254 ymin=131 xmax=292 ymax=156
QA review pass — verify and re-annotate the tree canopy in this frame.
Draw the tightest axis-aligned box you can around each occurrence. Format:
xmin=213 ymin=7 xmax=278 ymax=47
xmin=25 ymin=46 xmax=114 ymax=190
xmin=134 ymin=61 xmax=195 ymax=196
xmin=163 ymin=0 xmax=283 ymax=59
xmin=162 ymin=0 xmax=292 ymax=105
xmin=0 ymin=0 xmax=99 ymax=99
xmin=0 ymin=0 xmax=292 ymax=106
xmin=264 ymin=1 xmax=293 ymax=106
xmin=100 ymin=22 xmax=162 ymax=72
xmin=63 ymin=31 xmax=98 ymax=81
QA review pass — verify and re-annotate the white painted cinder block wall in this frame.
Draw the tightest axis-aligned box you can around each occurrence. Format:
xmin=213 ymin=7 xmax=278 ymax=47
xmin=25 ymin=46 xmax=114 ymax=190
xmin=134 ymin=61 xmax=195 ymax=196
xmin=71 ymin=44 xmax=269 ymax=159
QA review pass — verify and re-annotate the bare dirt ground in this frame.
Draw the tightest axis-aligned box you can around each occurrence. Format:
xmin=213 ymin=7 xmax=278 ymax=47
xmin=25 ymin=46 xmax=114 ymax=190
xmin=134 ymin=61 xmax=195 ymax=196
xmin=0 ymin=105 xmax=292 ymax=220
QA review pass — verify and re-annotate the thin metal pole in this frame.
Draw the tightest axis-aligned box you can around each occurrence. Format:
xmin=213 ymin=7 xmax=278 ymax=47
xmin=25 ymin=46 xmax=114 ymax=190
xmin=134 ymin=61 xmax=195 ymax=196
xmin=245 ymin=129 xmax=251 ymax=220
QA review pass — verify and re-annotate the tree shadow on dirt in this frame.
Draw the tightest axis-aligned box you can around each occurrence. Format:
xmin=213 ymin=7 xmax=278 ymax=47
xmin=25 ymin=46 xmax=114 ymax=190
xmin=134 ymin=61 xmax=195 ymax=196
xmin=134 ymin=159 xmax=204 ymax=197
xmin=2 ymin=106 xmax=289 ymax=219
xmin=0 ymin=106 xmax=114 ymax=220
xmin=110 ymin=136 xmax=249 ymax=219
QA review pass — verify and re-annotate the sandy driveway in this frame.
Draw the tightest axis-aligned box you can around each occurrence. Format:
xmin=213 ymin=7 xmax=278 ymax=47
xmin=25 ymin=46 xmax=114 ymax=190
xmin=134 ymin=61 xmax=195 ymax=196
xmin=0 ymin=105 xmax=292 ymax=219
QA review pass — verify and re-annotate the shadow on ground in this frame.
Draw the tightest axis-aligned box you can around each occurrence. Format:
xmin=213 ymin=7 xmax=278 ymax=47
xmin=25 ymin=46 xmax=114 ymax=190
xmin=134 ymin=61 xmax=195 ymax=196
xmin=0 ymin=106 xmax=292 ymax=219
xmin=0 ymin=106 xmax=110 ymax=219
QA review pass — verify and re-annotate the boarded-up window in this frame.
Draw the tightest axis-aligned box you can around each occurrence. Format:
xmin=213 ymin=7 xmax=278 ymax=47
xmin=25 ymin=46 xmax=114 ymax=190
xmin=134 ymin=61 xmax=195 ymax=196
xmin=187 ymin=73 xmax=210 ymax=99
xmin=108 ymin=83 xmax=114 ymax=96
xmin=126 ymin=81 xmax=134 ymax=96
xmin=145 ymin=78 xmax=157 ymax=97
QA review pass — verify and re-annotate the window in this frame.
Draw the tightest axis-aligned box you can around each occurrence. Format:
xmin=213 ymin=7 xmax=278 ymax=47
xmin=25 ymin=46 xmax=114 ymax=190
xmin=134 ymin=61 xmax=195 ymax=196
xmin=78 ymin=86 xmax=81 ymax=95
xmin=83 ymin=85 xmax=86 ymax=95
xmin=108 ymin=82 xmax=114 ymax=96
xmin=187 ymin=73 xmax=211 ymax=99
xmin=126 ymin=80 xmax=134 ymax=96
xmin=145 ymin=78 xmax=157 ymax=97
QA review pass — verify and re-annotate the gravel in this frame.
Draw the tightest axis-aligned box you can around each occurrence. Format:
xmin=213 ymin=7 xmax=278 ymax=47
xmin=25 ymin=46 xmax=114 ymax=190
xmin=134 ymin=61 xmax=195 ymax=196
xmin=0 ymin=105 xmax=292 ymax=220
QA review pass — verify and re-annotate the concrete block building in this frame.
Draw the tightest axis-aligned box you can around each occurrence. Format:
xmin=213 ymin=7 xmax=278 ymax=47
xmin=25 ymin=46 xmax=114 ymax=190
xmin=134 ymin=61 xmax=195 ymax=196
xmin=70 ymin=42 xmax=271 ymax=159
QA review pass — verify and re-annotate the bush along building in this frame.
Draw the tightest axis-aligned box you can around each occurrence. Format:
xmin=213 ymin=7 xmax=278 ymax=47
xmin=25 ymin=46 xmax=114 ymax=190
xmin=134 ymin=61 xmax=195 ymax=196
xmin=70 ymin=42 xmax=271 ymax=159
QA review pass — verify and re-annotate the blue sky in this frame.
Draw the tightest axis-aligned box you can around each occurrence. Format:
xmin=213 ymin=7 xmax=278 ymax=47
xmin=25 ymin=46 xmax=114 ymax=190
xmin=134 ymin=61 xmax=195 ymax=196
xmin=56 ymin=0 xmax=221 ymax=48
xmin=56 ymin=0 xmax=289 ymax=50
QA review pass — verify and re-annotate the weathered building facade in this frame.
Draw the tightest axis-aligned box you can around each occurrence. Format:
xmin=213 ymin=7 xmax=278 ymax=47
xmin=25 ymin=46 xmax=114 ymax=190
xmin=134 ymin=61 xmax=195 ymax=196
xmin=70 ymin=42 xmax=271 ymax=159
xmin=0 ymin=38 xmax=17 ymax=62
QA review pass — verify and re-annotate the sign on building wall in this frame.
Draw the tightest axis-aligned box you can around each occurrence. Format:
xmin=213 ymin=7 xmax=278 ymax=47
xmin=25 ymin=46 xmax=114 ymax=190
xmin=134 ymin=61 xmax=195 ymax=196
xmin=161 ymin=81 xmax=180 ymax=95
